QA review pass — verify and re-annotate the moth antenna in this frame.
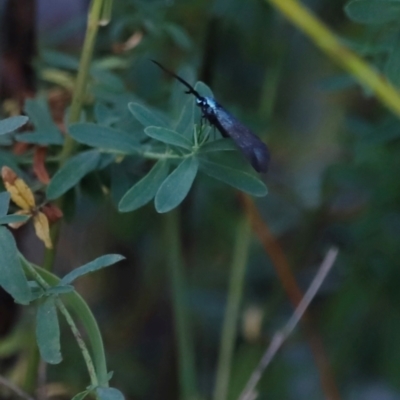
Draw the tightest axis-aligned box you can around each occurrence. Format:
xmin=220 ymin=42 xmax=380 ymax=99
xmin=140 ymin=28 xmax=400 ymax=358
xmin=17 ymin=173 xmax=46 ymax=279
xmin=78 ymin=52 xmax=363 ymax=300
xmin=151 ymin=60 xmax=202 ymax=100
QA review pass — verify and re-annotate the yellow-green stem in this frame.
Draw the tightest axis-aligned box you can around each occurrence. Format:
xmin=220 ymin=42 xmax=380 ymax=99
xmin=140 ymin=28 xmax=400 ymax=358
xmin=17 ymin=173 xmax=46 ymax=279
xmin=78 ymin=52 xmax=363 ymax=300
xmin=213 ymin=217 xmax=251 ymax=400
xmin=59 ymin=0 xmax=105 ymax=162
xmin=266 ymin=0 xmax=400 ymax=117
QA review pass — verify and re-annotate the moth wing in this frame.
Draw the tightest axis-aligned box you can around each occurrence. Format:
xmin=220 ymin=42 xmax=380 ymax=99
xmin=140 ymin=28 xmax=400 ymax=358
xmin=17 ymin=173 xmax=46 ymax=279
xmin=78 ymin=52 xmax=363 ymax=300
xmin=213 ymin=104 xmax=270 ymax=173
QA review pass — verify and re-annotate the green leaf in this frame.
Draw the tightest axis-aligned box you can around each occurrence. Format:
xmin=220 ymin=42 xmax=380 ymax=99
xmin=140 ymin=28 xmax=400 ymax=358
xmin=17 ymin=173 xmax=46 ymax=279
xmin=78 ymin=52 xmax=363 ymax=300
xmin=0 ymin=192 xmax=10 ymax=217
xmin=29 ymin=282 xmax=45 ymax=301
xmin=0 ymin=116 xmax=29 ymax=135
xmin=36 ymin=297 xmax=62 ymax=364
xmin=175 ymin=95 xmax=195 ymax=138
xmin=41 ymin=49 xmax=80 ymax=70
xmin=198 ymin=139 xmax=237 ymax=153
xmin=128 ymin=103 xmax=170 ymax=128
xmin=60 ymin=254 xmax=125 ymax=285
xmin=17 ymin=98 xmax=63 ymax=145
xmin=46 ymin=285 xmax=75 ymax=295
xmin=91 ymin=68 xmax=125 ymax=93
xmin=95 ymin=387 xmax=125 ymax=400
xmin=94 ymin=102 xmax=119 ymax=126
xmin=119 ymin=160 xmax=169 ymax=212
xmin=145 ymin=127 xmax=193 ymax=150
xmin=0 ymin=214 xmax=30 ymax=225
xmin=0 ymin=150 xmax=24 ymax=177
xmin=0 ymin=227 xmax=30 ymax=304
xmin=155 ymin=157 xmax=198 ymax=213
xmin=164 ymin=23 xmax=192 ymax=50
xmin=196 ymin=81 xmax=214 ymax=98
xmin=47 ymin=150 xmax=101 ymax=200
xmin=69 ymin=123 xmax=140 ymax=154
xmin=199 ymin=157 xmax=267 ymax=197
xmin=344 ymin=0 xmax=400 ymax=24
xmin=71 ymin=391 xmax=90 ymax=400
xmin=193 ymin=81 xmax=213 ymax=122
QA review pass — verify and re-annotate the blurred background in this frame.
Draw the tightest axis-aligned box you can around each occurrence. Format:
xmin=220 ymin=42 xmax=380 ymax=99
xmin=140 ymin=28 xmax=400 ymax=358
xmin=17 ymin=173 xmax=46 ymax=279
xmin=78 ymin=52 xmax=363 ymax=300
xmin=2 ymin=0 xmax=400 ymax=399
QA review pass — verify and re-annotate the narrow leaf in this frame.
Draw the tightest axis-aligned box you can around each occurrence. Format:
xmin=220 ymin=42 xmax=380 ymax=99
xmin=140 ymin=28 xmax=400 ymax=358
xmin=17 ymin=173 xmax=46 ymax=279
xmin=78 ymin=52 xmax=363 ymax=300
xmin=47 ymin=150 xmax=101 ymax=200
xmin=15 ymin=130 xmax=64 ymax=145
xmin=95 ymin=102 xmax=119 ymax=126
xmin=175 ymin=95 xmax=195 ymax=138
xmin=46 ymin=285 xmax=75 ymax=295
xmin=36 ymin=297 xmax=62 ymax=364
xmin=0 ymin=192 xmax=10 ymax=217
xmin=0 ymin=214 xmax=30 ymax=225
xmin=145 ymin=127 xmax=193 ymax=150
xmin=0 ymin=116 xmax=29 ymax=135
xmin=95 ymin=387 xmax=125 ymax=400
xmin=33 ymin=212 xmax=52 ymax=249
xmin=71 ymin=391 xmax=90 ymax=400
xmin=345 ymin=0 xmax=400 ymax=24
xmin=0 ymin=227 xmax=30 ymax=304
xmin=155 ymin=157 xmax=198 ymax=213
xmin=69 ymin=123 xmax=140 ymax=154
xmin=21 ymin=98 xmax=63 ymax=145
xmin=128 ymin=103 xmax=170 ymax=128
xmin=2 ymin=166 xmax=36 ymax=210
xmin=60 ymin=254 xmax=125 ymax=285
xmin=119 ymin=160 xmax=169 ymax=212
xmin=41 ymin=49 xmax=80 ymax=70
xmin=199 ymin=157 xmax=267 ymax=197
xmin=198 ymin=139 xmax=237 ymax=153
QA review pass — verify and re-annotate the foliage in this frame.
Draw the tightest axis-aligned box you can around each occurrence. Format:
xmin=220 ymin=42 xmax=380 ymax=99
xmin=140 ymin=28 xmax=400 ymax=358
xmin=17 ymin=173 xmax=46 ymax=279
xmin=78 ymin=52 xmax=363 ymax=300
xmin=1 ymin=0 xmax=400 ymax=399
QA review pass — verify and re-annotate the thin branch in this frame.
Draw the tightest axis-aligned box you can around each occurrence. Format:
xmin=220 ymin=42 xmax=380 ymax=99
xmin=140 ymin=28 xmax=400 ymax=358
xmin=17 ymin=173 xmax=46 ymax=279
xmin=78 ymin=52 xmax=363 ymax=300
xmin=241 ymin=194 xmax=341 ymax=400
xmin=239 ymin=247 xmax=339 ymax=400
xmin=0 ymin=375 xmax=36 ymax=400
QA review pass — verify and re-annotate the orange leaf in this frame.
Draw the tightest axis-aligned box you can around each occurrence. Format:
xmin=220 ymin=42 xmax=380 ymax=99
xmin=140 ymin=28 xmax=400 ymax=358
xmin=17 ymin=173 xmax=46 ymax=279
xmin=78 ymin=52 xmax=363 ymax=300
xmin=1 ymin=166 xmax=35 ymax=210
xmin=33 ymin=146 xmax=50 ymax=184
xmin=33 ymin=211 xmax=52 ymax=249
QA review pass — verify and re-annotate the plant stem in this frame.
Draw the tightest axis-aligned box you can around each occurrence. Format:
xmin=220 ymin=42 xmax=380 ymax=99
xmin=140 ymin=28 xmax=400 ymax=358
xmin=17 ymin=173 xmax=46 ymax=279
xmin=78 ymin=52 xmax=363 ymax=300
xmin=266 ymin=0 xmax=400 ymax=117
xmin=59 ymin=0 xmax=105 ymax=163
xmin=163 ymin=210 xmax=197 ymax=400
xmin=55 ymin=299 xmax=98 ymax=387
xmin=213 ymin=217 xmax=251 ymax=400
xmin=43 ymin=0 xmax=105 ymax=269
xmin=20 ymin=256 xmax=109 ymax=388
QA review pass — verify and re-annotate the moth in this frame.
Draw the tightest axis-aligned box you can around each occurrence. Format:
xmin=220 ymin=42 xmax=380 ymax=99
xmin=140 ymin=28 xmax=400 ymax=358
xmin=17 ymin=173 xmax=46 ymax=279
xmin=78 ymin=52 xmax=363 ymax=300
xmin=152 ymin=60 xmax=270 ymax=173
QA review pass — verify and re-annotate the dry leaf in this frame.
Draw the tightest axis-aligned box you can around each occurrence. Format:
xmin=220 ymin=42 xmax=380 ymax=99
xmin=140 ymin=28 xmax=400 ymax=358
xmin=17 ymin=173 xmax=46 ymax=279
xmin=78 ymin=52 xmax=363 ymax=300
xmin=41 ymin=203 xmax=63 ymax=223
xmin=33 ymin=211 xmax=52 ymax=249
xmin=1 ymin=166 xmax=35 ymax=210
xmin=33 ymin=146 xmax=50 ymax=184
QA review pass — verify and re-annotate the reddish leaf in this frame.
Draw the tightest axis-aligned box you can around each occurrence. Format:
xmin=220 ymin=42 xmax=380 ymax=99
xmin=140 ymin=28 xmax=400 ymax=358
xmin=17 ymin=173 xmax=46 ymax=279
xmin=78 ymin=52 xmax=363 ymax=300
xmin=41 ymin=203 xmax=63 ymax=223
xmin=33 ymin=146 xmax=50 ymax=184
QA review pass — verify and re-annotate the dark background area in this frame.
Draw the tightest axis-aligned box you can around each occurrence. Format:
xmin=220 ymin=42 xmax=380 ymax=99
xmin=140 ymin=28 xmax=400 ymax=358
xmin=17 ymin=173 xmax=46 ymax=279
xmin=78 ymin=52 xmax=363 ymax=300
xmin=1 ymin=0 xmax=400 ymax=399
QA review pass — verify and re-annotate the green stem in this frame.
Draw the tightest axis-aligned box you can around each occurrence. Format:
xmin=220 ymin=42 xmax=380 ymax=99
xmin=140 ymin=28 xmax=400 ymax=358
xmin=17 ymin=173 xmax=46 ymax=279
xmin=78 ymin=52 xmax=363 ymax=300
xmin=59 ymin=0 xmax=105 ymax=162
xmin=55 ymin=299 xmax=98 ymax=387
xmin=20 ymin=256 xmax=109 ymax=387
xmin=213 ymin=217 xmax=252 ymax=400
xmin=20 ymin=258 xmax=98 ymax=386
xmin=163 ymin=210 xmax=197 ymax=400
xmin=24 ymin=0 xmax=106 ymax=393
